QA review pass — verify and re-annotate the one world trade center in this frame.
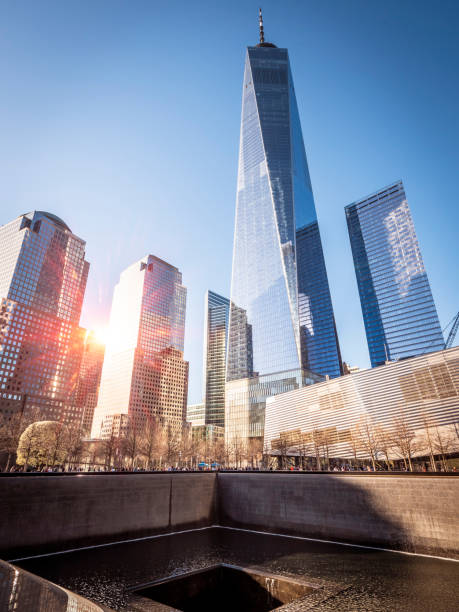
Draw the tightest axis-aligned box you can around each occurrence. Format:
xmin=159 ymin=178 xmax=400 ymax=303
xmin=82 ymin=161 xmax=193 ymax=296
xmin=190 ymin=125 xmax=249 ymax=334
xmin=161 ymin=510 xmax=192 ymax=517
xmin=226 ymin=12 xmax=341 ymax=444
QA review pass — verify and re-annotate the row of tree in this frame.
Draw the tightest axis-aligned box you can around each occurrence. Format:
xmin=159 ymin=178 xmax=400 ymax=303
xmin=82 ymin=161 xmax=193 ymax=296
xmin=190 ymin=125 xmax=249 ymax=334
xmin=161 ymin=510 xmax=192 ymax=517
xmin=0 ymin=412 xmax=263 ymax=472
xmin=0 ymin=411 xmax=457 ymax=472
xmin=275 ymin=414 xmax=459 ymax=472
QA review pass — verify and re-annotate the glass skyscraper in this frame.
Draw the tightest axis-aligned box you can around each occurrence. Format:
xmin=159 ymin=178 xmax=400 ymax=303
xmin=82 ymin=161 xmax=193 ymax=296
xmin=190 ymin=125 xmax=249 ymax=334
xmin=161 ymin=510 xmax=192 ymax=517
xmin=0 ymin=211 xmax=89 ymax=425
xmin=346 ymin=180 xmax=444 ymax=367
xmin=91 ymin=255 xmax=188 ymax=438
xmin=226 ymin=22 xmax=339 ymax=443
xmin=203 ymin=290 xmax=230 ymax=428
xmin=74 ymin=330 xmax=105 ymax=435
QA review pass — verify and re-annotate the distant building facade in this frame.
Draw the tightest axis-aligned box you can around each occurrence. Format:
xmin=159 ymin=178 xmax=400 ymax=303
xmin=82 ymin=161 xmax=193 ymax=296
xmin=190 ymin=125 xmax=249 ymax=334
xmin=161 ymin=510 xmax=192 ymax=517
xmin=265 ymin=347 xmax=459 ymax=461
xmin=0 ymin=212 xmax=89 ymax=425
xmin=203 ymin=290 xmax=229 ymax=428
xmin=187 ymin=402 xmax=205 ymax=427
xmin=346 ymin=181 xmax=444 ymax=367
xmin=191 ymin=424 xmax=224 ymax=443
xmin=91 ymin=255 xmax=188 ymax=438
xmin=74 ymin=331 xmax=105 ymax=435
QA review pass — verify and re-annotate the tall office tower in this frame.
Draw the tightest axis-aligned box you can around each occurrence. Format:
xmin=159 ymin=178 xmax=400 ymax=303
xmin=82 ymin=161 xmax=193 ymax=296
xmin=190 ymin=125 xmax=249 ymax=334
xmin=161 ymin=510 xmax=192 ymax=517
xmin=345 ymin=180 xmax=444 ymax=367
xmin=74 ymin=330 xmax=105 ymax=435
xmin=91 ymin=255 xmax=188 ymax=438
xmin=203 ymin=290 xmax=230 ymax=427
xmin=0 ymin=212 xmax=89 ymax=425
xmin=225 ymin=14 xmax=337 ymax=443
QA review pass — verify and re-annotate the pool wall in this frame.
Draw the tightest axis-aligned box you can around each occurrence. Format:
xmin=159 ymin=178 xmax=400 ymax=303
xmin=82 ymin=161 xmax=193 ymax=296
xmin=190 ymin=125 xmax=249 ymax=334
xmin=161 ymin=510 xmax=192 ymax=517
xmin=1 ymin=472 xmax=458 ymax=560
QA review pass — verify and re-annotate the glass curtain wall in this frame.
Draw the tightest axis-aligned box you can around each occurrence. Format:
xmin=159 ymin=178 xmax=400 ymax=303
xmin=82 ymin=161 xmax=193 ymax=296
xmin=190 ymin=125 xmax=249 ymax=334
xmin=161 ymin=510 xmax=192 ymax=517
xmin=346 ymin=181 xmax=444 ymax=367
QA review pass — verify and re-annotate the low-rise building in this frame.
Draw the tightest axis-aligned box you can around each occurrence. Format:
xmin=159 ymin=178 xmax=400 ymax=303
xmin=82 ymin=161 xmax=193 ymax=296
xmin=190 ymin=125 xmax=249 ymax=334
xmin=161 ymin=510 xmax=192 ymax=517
xmin=265 ymin=347 xmax=459 ymax=461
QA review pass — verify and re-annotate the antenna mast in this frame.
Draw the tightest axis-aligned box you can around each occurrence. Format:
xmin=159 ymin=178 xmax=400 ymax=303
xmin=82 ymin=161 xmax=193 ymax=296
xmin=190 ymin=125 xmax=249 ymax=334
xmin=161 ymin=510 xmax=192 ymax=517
xmin=259 ymin=8 xmax=265 ymax=45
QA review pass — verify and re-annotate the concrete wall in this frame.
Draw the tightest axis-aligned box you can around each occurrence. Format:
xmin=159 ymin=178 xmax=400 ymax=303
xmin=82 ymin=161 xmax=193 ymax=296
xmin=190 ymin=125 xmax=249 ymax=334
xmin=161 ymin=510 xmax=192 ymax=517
xmin=1 ymin=473 xmax=458 ymax=560
xmin=218 ymin=473 xmax=459 ymax=558
xmin=0 ymin=473 xmax=217 ymax=558
xmin=0 ymin=559 xmax=113 ymax=612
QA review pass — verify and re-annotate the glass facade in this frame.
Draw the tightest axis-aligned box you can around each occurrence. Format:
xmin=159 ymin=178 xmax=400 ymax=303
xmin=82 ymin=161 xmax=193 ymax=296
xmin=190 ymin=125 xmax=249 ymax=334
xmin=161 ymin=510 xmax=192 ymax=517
xmin=74 ymin=331 xmax=105 ymax=435
xmin=187 ymin=402 xmax=205 ymax=427
xmin=226 ymin=368 xmax=323 ymax=443
xmin=226 ymin=43 xmax=341 ymax=442
xmin=203 ymin=290 xmax=230 ymax=428
xmin=0 ymin=212 xmax=88 ymax=425
xmin=346 ymin=181 xmax=444 ymax=367
xmin=91 ymin=255 xmax=188 ymax=438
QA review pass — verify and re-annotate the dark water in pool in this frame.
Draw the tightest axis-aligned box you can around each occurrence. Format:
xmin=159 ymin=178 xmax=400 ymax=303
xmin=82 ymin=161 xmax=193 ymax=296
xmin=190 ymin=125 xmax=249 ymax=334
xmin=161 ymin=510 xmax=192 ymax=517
xmin=13 ymin=527 xmax=459 ymax=611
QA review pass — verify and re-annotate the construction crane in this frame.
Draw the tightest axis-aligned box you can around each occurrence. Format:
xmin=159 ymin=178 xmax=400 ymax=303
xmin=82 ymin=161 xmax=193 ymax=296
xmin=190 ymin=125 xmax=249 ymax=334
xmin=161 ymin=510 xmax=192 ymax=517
xmin=445 ymin=311 xmax=459 ymax=349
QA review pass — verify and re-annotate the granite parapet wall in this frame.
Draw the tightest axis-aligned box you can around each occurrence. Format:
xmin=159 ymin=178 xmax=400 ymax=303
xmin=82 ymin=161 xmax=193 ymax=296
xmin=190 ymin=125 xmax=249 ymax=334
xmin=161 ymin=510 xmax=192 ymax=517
xmin=0 ymin=472 xmax=217 ymax=559
xmin=218 ymin=473 xmax=459 ymax=558
xmin=1 ymin=472 xmax=458 ymax=560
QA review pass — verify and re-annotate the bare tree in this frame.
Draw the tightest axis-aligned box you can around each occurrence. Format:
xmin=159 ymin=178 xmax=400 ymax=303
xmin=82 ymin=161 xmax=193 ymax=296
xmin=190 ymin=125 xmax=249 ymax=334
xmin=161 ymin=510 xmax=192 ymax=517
xmin=230 ymin=434 xmax=246 ymax=469
xmin=348 ymin=429 xmax=360 ymax=468
xmin=390 ymin=416 xmax=419 ymax=472
xmin=296 ymin=434 xmax=313 ymax=470
xmin=272 ymin=434 xmax=290 ymax=470
xmin=432 ymin=425 xmax=458 ymax=471
xmin=212 ymin=437 xmax=227 ymax=468
xmin=140 ymin=417 xmax=162 ymax=470
xmin=101 ymin=431 xmax=121 ymax=470
xmin=164 ymin=424 xmax=180 ymax=467
xmin=320 ymin=429 xmax=335 ymax=471
xmin=0 ymin=414 xmax=26 ymax=472
xmin=375 ymin=425 xmax=393 ymax=471
xmin=64 ymin=426 xmax=85 ymax=471
xmin=352 ymin=417 xmax=379 ymax=471
xmin=247 ymin=438 xmax=263 ymax=468
xmin=419 ymin=413 xmax=438 ymax=472
xmin=123 ymin=422 xmax=141 ymax=469
xmin=311 ymin=429 xmax=323 ymax=471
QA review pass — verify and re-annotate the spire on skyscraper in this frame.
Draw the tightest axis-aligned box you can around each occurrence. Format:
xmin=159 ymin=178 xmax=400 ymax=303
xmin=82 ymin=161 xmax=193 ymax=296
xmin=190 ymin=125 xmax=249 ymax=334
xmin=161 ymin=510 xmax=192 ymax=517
xmin=259 ymin=8 xmax=264 ymax=45
xmin=256 ymin=8 xmax=276 ymax=48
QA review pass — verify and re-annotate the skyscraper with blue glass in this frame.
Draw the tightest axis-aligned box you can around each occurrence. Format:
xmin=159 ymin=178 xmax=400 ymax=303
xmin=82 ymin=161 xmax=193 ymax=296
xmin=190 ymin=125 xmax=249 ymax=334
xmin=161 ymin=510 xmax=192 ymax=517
xmin=203 ymin=290 xmax=230 ymax=428
xmin=226 ymin=15 xmax=340 ymax=443
xmin=345 ymin=180 xmax=444 ymax=368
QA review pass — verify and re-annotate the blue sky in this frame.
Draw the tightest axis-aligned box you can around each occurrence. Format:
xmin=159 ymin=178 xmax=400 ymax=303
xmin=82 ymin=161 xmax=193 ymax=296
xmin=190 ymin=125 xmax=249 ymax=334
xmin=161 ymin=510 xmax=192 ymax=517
xmin=1 ymin=0 xmax=458 ymax=403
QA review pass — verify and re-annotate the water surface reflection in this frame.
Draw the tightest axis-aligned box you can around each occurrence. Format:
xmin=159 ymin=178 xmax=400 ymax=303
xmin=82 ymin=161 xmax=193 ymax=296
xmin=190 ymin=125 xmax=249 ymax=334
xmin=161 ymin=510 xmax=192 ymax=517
xmin=14 ymin=528 xmax=459 ymax=611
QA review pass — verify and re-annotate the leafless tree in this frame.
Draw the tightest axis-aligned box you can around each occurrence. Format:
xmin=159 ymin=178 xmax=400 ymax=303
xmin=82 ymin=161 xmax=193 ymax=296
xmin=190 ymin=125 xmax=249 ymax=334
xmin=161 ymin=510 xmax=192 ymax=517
xmin=0 ymin=407 xmax=41 ymax=472
xmin=164 ymin=424 xmax=180 ymax=467
xmin=211 ymin=438 xmax=227 ymax=468
xmin=64 ymin=426 xmax=85 ymax=470
xmin=389 ymin=416 xmax=419 ymax=472
xmin=419 ymin=413 xmax=438 ymax=472
xmin=140 ymin=417 xmax=163 ymax=470
xmin=311 ymin=429 xmax=323 ymax=471
xmin=319 ymin=429 xmax=335 ymax=471
xmin=348 ymin=429 xmax=360 ymax=468
xmin=230 ymin=434 xmax=246 ymax=468
xmin=123 ymin=422 xmax=141 ymax=469
xmin=247 ymin=438 xmax=263 ymax=468
xmin=296 ymin=434 xmax=312 ymax=470
xmin=373 ymin=424 xmax=393 ymax=471
xmin=0 ymin=414 xmax=25 ymax=472
xmin=101 ymin=431 xmax=121 ymax=470
xmin=352 ymin=417 xmax=379 ymax=470
xmin=432 ymin=425 xmax=458 ymax=471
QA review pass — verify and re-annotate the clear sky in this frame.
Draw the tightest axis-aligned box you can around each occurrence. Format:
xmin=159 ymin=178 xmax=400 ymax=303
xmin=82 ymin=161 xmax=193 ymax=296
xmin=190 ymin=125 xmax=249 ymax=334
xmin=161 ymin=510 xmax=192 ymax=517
xmin=1 ymin=0 xmax=458 ymax=404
